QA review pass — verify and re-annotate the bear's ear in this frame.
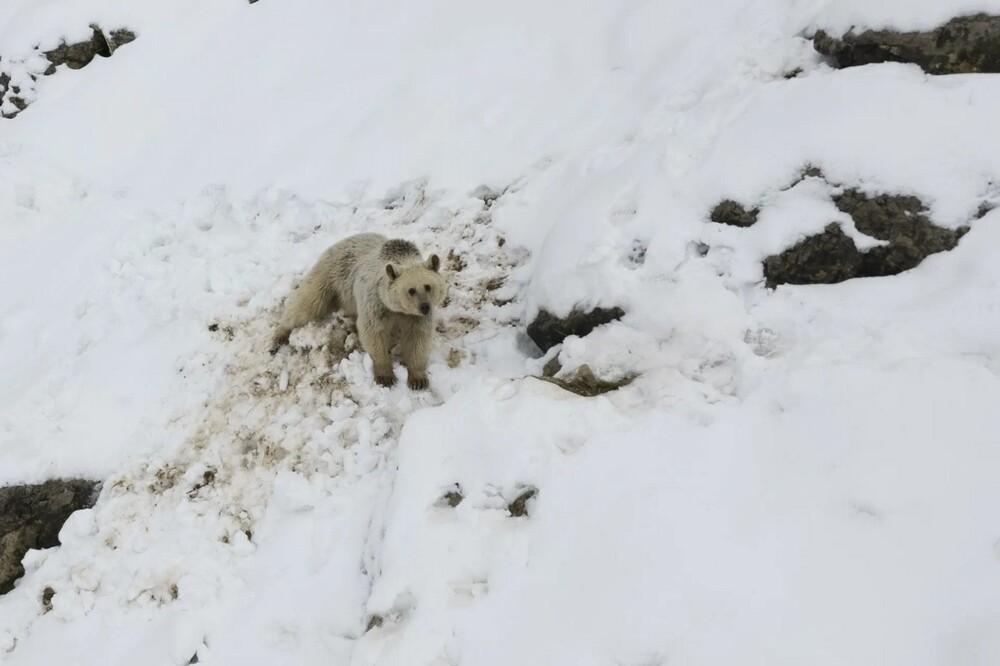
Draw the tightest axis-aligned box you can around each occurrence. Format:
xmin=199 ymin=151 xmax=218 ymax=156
xmin=386 ymin=263 xmax=399 ymax=280
xmin=426 ymin=254 xmax=441 ymax=272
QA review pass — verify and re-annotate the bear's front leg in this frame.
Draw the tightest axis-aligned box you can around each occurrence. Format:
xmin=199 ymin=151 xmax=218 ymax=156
xmin=358 ymin=315 xmax=396 ymax=387
xmin=399 ymin=322 xmax=432 ymax=390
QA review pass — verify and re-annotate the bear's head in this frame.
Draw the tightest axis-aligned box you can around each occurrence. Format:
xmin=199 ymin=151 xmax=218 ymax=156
xmin=384 ymin=254 xmax=448 ymax=317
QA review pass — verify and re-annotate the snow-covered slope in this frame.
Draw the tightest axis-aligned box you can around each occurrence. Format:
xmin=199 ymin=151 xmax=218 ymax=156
xmin=2 ymin=0 xmax=1000 ymax=664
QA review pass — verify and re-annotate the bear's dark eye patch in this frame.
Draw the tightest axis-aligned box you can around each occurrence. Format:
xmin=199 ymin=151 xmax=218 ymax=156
xmin=424 ymin=284 xmax=430 ymax=292
xmin=408 ymin=287 xmax=416 ymax=296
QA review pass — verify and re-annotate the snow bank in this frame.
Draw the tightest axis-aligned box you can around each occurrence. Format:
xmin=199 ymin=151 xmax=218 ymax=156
xmin=2 ymin=0 xmax=1000 ymax=664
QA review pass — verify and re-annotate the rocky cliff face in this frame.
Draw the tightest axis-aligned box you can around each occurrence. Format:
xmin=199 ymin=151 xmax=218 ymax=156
xmin=814 ymin=14 xmax=1000 ymax=74
xmin=0 ymin=480 xmax=101 ymax=594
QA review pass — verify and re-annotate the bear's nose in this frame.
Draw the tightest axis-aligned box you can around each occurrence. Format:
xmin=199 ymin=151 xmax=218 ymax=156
xmin=419 ymin=303 xmax=431 ymax=316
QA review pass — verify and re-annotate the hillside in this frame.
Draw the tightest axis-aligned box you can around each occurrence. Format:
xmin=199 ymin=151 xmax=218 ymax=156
xmin=2 ymin=1 xmax=1000 ymax=664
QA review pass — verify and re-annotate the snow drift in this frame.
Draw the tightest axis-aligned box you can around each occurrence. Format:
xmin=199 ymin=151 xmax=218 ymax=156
xmin=2 ymin=0 xmax=1000 ymax=664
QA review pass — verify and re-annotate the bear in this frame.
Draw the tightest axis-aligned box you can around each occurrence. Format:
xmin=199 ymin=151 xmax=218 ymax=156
xmin=272 ymin=233 xmax=448 ymax=390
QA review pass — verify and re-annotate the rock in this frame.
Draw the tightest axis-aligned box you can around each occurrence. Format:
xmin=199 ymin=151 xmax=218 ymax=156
xmin=764 ymin=223 xmax=862 ymax=288
xmin=507 ymin=487 xmax=537 ymax=518
xmin=526 ymin=306 xmax=625 ymax=352
xmin=763 ymin=190 xmax=968 ymax=288
xmin=103 ymin=28 xmax=136 ymax=53
xmin=814 ymin=14 xmax=1000 ymax=74
xmin=710 ymin=200 xmax=759 ymax=227
xmin=541 ymin=356 xmax=562 ymax=377
xmin=835 ymin=189 xmax=967 ymax=277
xmin=536 ymin=364 xmax=634 ymax=397
xmin=2 ymin=25 xmax=135 ymax=119
xmin=41 ymin=586 xmax=55 ymax=612
xmin=0 ymin=479 xmax=101 ymax=594
xmin=44 ymin=26 xmax=136 ymax=71
xmin=436 ymin=484 xmax=464 ymax=508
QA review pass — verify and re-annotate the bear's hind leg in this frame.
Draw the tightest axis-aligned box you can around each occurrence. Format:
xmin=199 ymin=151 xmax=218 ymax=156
xmin=271 ymin=277 xmax=341 ymax=353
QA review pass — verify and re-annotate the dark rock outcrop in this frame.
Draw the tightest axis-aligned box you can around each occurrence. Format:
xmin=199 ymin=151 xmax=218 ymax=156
xmin=814 ymin=14 xmax=1000 ymax=74
xmin=541 ymin=356 xmax=562 ymax=377
xmin=763 ymin=223 xmax=863 ymax=288
xmin=835 ymin=189 xmax=967 ymax=277
xmin=507 ymin=487 xmax=537 ymax=518
xmin=0 ymin=72 xmax=27 ymax=115
xmin=0 ymin=480 xmax=101 ymax=594
xmin=710 ymin=200 xmax=759 ymax=227
xmin=43 ymin=26 xmax=136 ymax=73
xmin=1 ymin=25 xmax=135 ymax=119
xmin=764 ymin=191 xmax=968 ymax=288
xmin=527 ymin=306 xmax=625 ymax=352
xmin=436 ymin=484 xmax=464 ymax=508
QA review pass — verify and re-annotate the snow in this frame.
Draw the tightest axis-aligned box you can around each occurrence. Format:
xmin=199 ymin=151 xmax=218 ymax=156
xmin=2 ymin=0 xmax=1000 ymax=664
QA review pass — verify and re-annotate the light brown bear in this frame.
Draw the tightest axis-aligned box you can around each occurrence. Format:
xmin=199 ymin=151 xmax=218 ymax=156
xmin=272 ymin=233 xmax=447 ymax=389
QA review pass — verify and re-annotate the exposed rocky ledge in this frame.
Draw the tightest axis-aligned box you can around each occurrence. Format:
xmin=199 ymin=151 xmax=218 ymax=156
xmin=762 ymin=190 xmax=968 ymax=288
xmin=43 ymin=26 xmax=136 ymax=73
xmin=707 ymin=170 xmax=973 ymax=288
xmin=763 ymin=223 xmax=863 ymax=287
xmin=526 ymin=306 xmax=625 ymax=352
xmin=0 ymin=480 xmax=101 ymax=594
xmin=814 ymin=14 xmax=1000 ymax=74
xmin=1 ymin=25 xmax=136 ymax=119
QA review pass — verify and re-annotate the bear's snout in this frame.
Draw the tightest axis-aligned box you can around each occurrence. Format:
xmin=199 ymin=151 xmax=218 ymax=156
xmin=419 ymin=303 xmax=431 ymax=316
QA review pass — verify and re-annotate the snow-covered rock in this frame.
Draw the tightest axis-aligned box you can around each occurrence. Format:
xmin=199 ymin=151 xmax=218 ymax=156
xmin=815 ymin=14 xmax=1000 ymax=74
xmin=0 ymin=481 xmax=99 ymax=594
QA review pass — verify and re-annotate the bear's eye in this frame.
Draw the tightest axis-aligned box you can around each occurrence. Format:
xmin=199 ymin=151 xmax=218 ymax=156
xmin=408 ymin=287 xmax=416 ymax=296
xmin=424 ymin=284 xmax=430 ymax=292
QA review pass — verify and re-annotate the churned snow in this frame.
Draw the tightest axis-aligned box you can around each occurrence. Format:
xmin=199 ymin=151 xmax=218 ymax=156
xmin=2 ymin=0 xmax=1000 ymax=664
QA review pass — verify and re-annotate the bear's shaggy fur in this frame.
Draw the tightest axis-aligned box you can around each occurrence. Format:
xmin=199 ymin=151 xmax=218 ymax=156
xmin=272 ymin=233 xmax=447 ymax=389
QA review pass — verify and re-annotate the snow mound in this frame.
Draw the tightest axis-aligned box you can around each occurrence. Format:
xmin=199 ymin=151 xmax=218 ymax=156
xmin=2 ymin=0 xmax=1000 ymax=664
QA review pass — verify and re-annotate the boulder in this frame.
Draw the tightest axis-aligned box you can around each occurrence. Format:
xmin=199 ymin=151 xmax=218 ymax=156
xmin=44 ymin=26 xmax=136 ymax=72
xmin=814 ymin=14 xmax=1000 ymax=74
xmin=526 ymin=306 xmax=625 ymax=352
xmin=710 ymin=200 xmax=759 ymax=227
xmin=835 ymin=189 xmax=967 ymax=277
xmin=507 ymin=487 xmax=537 ymax=518
xmin=763 ymin=223 xmax=863 ymax=288
xmin=763 ymin=190 xmax=968 ymax=288
xmin=0 ymin=479 xmax=101 ymax=594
